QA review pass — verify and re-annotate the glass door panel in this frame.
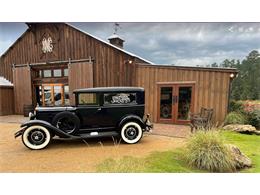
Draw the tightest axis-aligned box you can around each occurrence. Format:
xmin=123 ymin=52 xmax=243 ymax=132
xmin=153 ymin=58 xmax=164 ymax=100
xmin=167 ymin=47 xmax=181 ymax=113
xmin=64 ymin=85 xmax=70 ymax=105
xmin=54 ymin=85 xmax=62 ymax=106
xmin=160 ymin=87 xmax=173 ymax=119
xmin=177 ymin=86 xmax=192 ymax=120
xmin=43 ymin=86 xmax=52 ymax=106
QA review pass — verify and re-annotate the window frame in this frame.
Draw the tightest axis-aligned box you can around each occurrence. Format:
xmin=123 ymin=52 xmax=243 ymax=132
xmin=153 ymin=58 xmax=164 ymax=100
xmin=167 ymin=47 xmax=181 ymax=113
xmin=103 ymin=92 xmax=138 ymax=106
xmin=53 ymin=69 xmax=62 ymax=77
xmin=77 ymin=92 xmax=100 ymax=107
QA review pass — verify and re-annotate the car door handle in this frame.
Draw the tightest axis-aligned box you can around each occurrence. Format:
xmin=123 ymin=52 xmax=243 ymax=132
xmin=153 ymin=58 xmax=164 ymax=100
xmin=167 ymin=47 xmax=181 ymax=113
xmin=97 ymin=108 xmax=102 ymax=111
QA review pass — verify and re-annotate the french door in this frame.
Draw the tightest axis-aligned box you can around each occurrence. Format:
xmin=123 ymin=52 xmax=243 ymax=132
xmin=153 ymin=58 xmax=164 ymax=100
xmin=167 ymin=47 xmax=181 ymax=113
xmin=158 ymin=83 xmax=195 ymax=124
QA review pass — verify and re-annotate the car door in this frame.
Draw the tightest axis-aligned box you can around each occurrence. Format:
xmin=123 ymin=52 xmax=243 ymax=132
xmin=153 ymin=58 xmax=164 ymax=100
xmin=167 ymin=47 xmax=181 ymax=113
xmin=75 ymin=92 xmax=102 ymax=129
xmin=98 ymin=92 xmax=140 ymax=128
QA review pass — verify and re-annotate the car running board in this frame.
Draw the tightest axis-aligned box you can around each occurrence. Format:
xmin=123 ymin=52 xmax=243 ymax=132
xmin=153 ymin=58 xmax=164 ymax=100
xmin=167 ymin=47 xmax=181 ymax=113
xmin=71 ymin=131 xmax=119 ymax=140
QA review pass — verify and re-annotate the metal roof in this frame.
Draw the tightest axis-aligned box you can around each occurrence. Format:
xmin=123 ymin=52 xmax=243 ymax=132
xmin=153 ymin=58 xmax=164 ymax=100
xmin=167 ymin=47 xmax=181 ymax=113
xmin=73 ymin=87 xmax=144 ymax=93
xmin=137 ymin=63 xmax=238 ymax=73
xmin=0 ymin=76 xmax=13 ymax=86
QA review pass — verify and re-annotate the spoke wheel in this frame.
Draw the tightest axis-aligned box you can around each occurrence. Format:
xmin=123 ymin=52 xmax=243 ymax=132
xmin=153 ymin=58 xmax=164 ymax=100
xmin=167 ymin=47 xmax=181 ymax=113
xmin=121 ymin=122 xmax=143 ymax=144
xmin=22 ymin=126 xmax=51 ymax=150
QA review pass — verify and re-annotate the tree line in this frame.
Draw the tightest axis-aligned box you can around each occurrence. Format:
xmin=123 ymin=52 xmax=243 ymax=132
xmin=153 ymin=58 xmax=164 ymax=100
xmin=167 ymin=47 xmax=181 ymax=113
xmin=206 ymin=50 xmax=260 ymax=100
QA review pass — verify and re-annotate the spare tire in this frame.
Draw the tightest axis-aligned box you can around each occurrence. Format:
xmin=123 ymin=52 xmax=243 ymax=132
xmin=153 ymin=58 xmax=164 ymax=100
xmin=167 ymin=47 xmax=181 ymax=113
xmin=52 ymin=112 xmax=80 ymax=134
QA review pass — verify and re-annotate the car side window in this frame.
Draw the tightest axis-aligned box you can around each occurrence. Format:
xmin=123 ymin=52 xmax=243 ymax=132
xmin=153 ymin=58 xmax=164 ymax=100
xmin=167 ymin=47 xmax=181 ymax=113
xmin=104 ymin=93 xmax=137 ymax=105
xmin=78 ymin=93 xmax=98 ymax=105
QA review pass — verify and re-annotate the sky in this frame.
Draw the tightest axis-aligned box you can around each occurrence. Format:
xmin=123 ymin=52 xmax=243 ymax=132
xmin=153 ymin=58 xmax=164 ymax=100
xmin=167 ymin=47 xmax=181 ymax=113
xmin=0 ymin=22 xmax=260 ymax=66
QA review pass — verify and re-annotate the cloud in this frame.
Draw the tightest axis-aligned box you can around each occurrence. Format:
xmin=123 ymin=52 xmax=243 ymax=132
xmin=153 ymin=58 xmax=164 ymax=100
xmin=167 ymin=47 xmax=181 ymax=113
xmin=0 ymin=22 xmax=27 ymax=55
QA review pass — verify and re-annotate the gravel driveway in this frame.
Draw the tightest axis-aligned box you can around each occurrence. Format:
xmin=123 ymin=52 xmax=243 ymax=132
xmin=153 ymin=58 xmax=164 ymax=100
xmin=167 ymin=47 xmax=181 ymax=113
xmin=0 ymin=122 xmax=186 ymax=172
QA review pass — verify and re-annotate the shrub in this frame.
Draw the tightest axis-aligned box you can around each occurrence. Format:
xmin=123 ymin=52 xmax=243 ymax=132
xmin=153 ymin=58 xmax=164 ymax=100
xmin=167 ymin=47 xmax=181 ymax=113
xmin=185 ymin=130 xmax=236 ymax=172
xmin=225 ymin=111 xmax=246 ymax=125
xmin=245 ymin=109 xmax=260 ymax=129
xmin=229 ymin=100 xmax=244 ymax=113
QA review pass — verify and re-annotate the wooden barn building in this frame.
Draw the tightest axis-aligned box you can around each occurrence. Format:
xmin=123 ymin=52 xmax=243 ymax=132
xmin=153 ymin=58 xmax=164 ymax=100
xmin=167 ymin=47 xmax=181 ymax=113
xmin=0 ymin=23 xmax=237 ymax=124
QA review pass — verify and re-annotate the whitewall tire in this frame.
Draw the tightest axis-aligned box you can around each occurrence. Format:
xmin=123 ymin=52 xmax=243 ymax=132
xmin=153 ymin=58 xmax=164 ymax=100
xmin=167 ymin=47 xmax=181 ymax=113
xmin=22 ymin=125 xmax=51 ymax=150
xmin=121 ymin=122 xmax=143 ymax=144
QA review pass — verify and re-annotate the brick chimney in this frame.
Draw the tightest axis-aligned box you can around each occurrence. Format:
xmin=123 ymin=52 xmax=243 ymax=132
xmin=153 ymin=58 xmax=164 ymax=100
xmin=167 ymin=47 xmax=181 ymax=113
xmin=108 ymin=34 xmax=125 ymax=49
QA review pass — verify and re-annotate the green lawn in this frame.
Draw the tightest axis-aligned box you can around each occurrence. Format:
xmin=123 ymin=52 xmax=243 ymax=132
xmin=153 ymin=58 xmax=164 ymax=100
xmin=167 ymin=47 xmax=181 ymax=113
xmin=221 ymin=131 xmax=260 ymax=173
xmin=96 ymin=131 xmax=260 ymax=173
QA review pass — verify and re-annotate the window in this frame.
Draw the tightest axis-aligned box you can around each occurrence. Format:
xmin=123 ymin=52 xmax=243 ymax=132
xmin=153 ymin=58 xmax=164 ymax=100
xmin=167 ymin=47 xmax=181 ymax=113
xmin=64 ymin=68 xmax=68 ymax=76
xmin=43 ymin=70 xmax=52 ymax=78
xmin=104 ymin=93 xmax=137 ymax=105
xmin=64 ymin=85 xmax=70 ymax=105
xmin=39 ymin=70 xmax=42 ymax=78
xmin=78 ymin=93 xmax=98 ymax=105
xmin=53 ymin=69 xmax=62 ymax=77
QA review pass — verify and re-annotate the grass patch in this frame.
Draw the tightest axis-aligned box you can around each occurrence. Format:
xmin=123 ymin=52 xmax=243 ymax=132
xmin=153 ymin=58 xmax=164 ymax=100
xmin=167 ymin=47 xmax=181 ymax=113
xmin=96 ymin=131 xmax=260 ymax=173
xmin=97 ymin=149 xmax=202 ymax=173
xmin=96 ymin=156 xmax=147 ymax=173
xmin=221 ymin=130 xmax=260 ymax=172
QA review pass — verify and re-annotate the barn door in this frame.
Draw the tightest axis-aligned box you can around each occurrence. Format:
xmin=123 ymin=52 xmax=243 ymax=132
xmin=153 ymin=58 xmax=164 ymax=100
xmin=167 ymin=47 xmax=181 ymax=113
xmin=13 ymin=66 xmax=33 ymax=114
xmin=158 ymin=83 xmax=195 ymax=124
xmin=68 ymin=62 xmax=94 ymax=105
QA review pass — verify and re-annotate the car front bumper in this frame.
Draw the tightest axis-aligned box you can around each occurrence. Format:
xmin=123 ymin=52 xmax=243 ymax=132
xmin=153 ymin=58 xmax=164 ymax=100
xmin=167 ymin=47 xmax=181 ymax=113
xmin=14 ymin=127 xmax=26 ymax=138
xmin=144 ymin=114 xmax=153 ymax=132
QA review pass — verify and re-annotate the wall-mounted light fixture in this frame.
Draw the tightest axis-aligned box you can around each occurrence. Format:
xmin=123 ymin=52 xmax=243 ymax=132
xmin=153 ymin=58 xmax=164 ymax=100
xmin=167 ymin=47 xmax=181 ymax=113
xmin=124 ymin=59 xmax=133 ymax=64
xmin=230 ymin=73 xmax=235 ymax=78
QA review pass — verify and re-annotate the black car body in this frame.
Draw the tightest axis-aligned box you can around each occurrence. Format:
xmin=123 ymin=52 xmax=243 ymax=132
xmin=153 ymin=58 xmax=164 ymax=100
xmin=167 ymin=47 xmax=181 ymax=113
xmin=15 ymin=87 xmax=153 ymax=150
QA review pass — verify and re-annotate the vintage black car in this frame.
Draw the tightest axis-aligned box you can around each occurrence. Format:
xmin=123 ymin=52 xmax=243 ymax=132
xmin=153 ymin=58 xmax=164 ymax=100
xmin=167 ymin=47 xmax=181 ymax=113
xmin=14 ymin=87 xmax=153 ymax=150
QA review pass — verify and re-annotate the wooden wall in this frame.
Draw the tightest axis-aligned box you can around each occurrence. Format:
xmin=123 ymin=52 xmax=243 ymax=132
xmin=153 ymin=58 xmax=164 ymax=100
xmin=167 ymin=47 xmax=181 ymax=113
xmin=68 ymin=62 xmax=94 ymax=104
xmin=13 ymin=66 xmax=32 ymax=114
xmin=0 ymin=23 xmax=147 ymax=86
xmin=136 ymin=65 xmax=234 ymax=124
xmin=0 ymin=86 xmax=14 ymax=115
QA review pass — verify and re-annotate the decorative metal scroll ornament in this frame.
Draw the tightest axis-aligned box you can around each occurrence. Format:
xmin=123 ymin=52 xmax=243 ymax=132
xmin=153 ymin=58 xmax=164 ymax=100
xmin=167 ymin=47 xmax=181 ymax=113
xmin=111 ymin=94 xmax=131 ymax=104
xmin=42 ymin=37 xmax=53 ymax=53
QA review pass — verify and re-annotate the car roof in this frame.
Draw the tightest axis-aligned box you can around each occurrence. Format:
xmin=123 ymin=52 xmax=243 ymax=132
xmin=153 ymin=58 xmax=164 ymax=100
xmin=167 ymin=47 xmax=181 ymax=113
xmin=73 ymin=87 xmax=144 ymax=93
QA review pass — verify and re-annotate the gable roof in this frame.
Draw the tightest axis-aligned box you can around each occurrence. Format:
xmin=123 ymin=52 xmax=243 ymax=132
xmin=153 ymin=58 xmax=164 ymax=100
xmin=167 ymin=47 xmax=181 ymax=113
xmin=0 ymin=23 xmax=154 ymax=65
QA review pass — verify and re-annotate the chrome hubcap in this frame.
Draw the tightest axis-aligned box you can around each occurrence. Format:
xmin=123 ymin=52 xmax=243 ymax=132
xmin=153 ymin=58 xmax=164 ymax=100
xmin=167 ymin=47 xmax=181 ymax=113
xmin=29 ymin=130 xmax=46 ymax=145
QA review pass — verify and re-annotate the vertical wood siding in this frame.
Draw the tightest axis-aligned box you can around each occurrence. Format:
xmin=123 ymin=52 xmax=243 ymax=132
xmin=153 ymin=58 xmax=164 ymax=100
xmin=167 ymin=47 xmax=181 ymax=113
xmin=135 ymin=65 xmax=232 ymax=124
xmin=68 ymin=62 xmax=94 ymax=104
xmin=13 ymin=66 xmax=32 ymax=114
xmin=0 ymin=86 xmax=14 ymax=115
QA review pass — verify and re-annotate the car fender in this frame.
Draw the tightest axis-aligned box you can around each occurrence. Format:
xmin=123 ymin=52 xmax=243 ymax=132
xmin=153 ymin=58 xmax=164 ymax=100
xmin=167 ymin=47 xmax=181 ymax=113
xmin=20 ymin=120 xmax=76 ymax=138
xmin=118 ymin=115 xmax=146 ymax=129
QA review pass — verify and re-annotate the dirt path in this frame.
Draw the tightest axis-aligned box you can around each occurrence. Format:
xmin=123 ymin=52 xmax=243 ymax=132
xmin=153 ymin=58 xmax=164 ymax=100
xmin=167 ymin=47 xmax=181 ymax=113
xmin=0 ymin=123 xmax=186 ymax=172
